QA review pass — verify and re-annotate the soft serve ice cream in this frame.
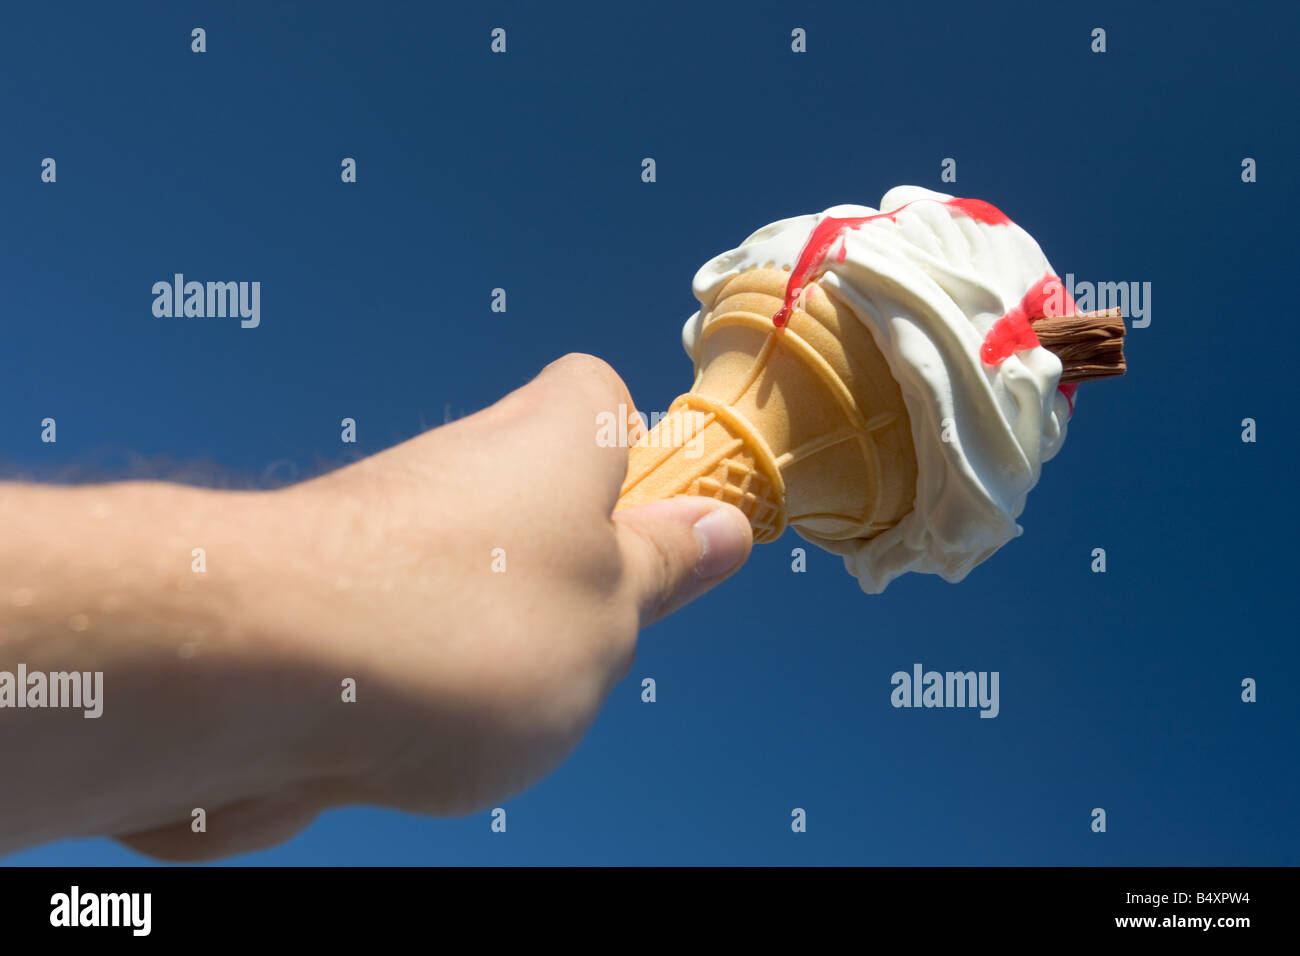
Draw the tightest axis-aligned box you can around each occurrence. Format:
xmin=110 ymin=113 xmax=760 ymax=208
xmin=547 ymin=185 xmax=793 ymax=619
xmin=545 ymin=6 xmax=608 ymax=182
xmin=682 ymin=186 xmax=1080 ymax=593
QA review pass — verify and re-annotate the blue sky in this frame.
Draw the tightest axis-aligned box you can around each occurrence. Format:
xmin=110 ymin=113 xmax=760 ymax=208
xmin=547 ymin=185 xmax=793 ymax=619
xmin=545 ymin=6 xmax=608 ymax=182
xmin=2 ymin=0 xmax=1297 ymax=864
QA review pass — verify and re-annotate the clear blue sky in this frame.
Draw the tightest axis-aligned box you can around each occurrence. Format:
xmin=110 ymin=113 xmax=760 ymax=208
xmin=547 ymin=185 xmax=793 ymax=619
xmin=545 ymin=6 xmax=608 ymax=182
xmin=2 ymin=0 xmax=1296 ymax=865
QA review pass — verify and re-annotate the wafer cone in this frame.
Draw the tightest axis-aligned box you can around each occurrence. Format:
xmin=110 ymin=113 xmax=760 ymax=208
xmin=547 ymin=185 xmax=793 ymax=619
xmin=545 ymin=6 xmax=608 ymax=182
xmin=616 ymin=266 xmax=918 ymax=544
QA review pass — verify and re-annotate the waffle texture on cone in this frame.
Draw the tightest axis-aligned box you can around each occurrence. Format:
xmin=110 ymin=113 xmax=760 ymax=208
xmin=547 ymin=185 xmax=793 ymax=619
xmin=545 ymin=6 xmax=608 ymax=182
xmin=618 ymin=267 xmax=917 ymax=544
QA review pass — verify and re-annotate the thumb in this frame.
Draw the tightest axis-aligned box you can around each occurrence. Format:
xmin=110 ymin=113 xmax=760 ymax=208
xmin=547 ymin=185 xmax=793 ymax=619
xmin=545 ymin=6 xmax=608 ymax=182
xmin=613 ymin=497 xmax=753 ymax=626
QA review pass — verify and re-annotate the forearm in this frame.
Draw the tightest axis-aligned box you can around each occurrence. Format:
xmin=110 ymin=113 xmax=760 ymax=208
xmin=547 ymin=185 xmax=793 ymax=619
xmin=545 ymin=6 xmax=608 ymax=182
xmin=0 ymin=481 xmax=336 ymax=851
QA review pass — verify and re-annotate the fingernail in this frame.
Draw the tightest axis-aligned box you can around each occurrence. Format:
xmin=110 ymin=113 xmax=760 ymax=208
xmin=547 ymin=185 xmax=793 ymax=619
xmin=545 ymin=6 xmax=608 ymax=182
xmin=693 ymin=507 xmax=751 ymax=579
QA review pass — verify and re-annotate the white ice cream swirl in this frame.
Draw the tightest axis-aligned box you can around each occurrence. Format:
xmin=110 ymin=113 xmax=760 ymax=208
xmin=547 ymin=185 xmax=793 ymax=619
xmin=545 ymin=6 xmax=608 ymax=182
xmin=682 ymin=186 xmax=1072 ymax=593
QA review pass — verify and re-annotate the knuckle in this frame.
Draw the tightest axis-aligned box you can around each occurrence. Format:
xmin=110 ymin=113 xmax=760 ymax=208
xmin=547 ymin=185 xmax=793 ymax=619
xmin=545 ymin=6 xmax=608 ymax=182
xmin=545 ymin=353 xmax=631 ymax=405
xmin=548 ymin=351 xmax=613 ymax=378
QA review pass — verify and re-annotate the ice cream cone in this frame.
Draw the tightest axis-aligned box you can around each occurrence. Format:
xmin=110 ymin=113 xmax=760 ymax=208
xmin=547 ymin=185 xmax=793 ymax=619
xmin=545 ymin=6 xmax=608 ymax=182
xmin=616 ymin=266 xmax=917 ymax=544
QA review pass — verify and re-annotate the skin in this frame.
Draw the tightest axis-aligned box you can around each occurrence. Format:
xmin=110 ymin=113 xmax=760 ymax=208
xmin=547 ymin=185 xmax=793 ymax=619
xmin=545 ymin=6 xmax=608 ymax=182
xmin=0 ymin=354 xmax=753 ymax=860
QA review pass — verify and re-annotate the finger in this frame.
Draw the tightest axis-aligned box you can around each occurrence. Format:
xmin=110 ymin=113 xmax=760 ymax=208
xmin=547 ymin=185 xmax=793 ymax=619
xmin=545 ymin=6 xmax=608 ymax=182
xmin=114 ymin=794 xmax=322 ymax=862
xmin=492 ymin=353 xmax=646 ymax=515
xmin=612 ymin=496 xmax=752 ymax=626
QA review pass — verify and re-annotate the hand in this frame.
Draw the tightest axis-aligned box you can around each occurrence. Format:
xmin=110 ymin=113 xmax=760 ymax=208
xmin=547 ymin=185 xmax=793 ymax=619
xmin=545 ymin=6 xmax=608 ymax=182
xmin=108 ymin=354 xmax=752 ymax=859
